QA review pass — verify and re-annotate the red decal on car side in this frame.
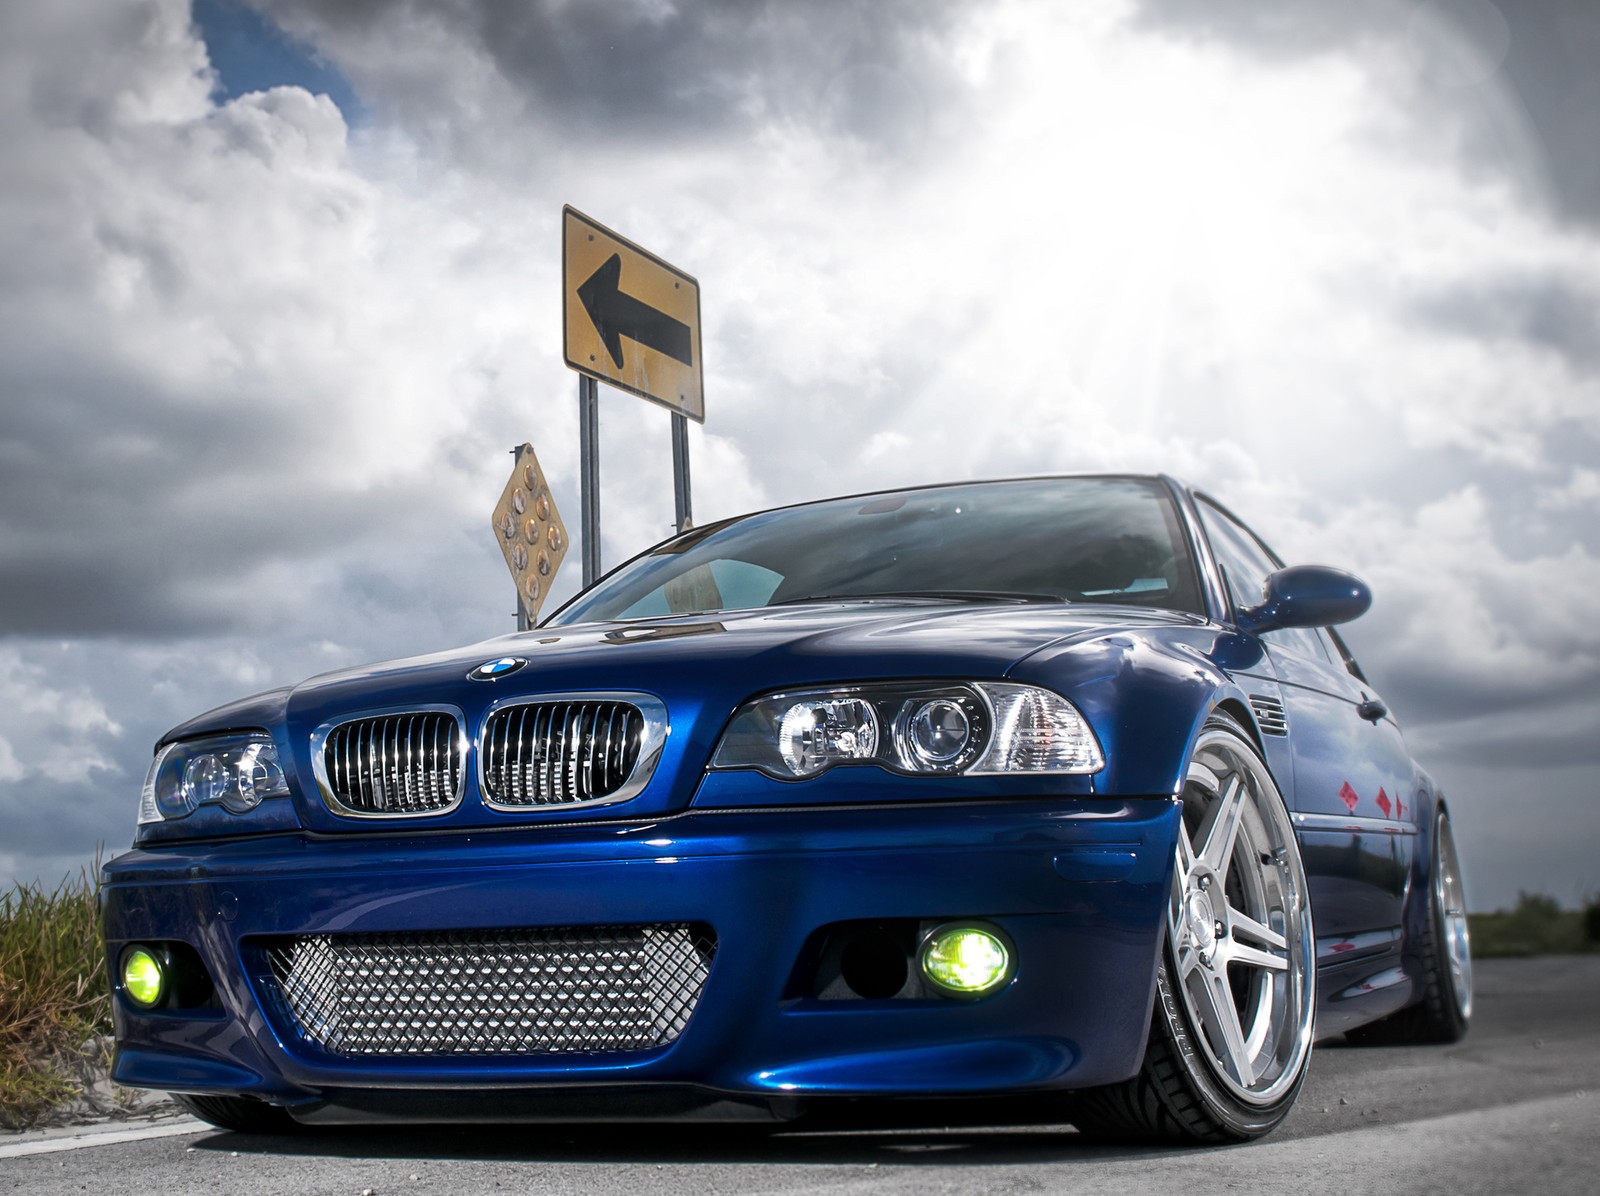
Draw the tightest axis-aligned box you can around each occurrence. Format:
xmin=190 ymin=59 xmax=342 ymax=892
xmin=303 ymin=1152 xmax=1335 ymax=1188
xmin=1376 ymin=788 xmax=1392 ymax=818
xmin=1338 ymin=781 xmax=1360 ymax=813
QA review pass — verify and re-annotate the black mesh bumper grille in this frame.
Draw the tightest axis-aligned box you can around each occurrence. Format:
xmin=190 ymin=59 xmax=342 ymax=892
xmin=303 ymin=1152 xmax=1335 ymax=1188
xmin=259 ymin=924 xmax=715 ymax=1056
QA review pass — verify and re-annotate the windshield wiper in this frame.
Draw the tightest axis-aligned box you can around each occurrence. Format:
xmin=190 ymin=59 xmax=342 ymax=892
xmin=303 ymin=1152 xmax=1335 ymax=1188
xmin=770 ymin=589 xmax=1069 ymax=606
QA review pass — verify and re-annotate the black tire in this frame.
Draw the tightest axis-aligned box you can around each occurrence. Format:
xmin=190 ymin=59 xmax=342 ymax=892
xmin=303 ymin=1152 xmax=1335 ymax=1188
xmin=1345 ymin=810 xmax=1472 ymax=1046
xmin=1072 ymin=714 xmax=1317 ymax=1144
xmin=174 ymin=1093 xmax=302 ymax=1134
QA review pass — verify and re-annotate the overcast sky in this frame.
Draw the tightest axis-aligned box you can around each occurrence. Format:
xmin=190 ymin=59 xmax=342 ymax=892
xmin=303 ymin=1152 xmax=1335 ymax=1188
xmin=2 ymin=0 xmax=1597 ymax=911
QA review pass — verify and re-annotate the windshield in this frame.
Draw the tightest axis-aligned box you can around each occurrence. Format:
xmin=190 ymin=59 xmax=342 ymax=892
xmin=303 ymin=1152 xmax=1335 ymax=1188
xmin=545 ymin=476 xmax=1203 ymax=626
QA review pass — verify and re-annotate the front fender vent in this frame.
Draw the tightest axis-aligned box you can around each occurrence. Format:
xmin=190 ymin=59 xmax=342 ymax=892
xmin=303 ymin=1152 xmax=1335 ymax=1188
xmin=1248 ymin=695 xmax=1288 ymax=737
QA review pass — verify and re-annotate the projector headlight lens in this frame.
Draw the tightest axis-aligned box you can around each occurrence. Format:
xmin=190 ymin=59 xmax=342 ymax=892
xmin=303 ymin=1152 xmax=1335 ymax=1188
xmin=900 ymin=697 xmax=978 ymax=772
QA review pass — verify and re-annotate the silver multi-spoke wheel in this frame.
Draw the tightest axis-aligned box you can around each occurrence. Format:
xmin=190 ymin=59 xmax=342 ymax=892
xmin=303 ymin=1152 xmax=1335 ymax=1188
xmin=1072 ymin=714 xmax=1315 ymax=1142
xmin=1169 ymin=726 xmax=1316 ymax=1105
xmin=1436 ymin=814 xmax=1473 ymax=1021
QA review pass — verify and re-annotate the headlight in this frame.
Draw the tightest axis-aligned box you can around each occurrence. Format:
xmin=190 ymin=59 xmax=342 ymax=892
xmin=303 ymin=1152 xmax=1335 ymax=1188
xmin=711 ymin=682 xmax=1104 ymax=780
xmin=138 ymin=733 xmax=291 ymax=824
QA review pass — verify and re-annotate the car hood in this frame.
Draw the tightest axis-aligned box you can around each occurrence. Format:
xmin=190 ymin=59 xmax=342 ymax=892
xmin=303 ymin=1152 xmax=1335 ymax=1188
xmin=162 ymin=601 xmax=1211 ymax=829
xmin=278 ymin=601 xmax=1207 ymax=718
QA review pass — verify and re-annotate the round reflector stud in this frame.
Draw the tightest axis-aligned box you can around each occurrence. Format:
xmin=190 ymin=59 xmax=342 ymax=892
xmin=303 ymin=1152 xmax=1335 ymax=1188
xmin=121 ymin=946 xmax=166 ymax=1009
xmin=919 ymin=924 xmax=1012 ymax=997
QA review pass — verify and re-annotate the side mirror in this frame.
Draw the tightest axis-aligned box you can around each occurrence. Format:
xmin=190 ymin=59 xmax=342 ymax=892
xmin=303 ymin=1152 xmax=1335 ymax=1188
xmin=1238 ymin=566 xmax=1371 ymax=635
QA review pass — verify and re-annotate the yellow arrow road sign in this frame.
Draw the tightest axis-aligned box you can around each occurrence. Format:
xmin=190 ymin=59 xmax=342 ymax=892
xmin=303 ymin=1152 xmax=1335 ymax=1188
xmin=563 ymin=206 xmax=704 ymax=422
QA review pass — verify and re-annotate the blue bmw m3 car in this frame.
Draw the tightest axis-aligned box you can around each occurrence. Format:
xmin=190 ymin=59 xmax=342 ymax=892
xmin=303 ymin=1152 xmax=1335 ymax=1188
xmin=103 ymin=475 xmax=1472 ymax=1143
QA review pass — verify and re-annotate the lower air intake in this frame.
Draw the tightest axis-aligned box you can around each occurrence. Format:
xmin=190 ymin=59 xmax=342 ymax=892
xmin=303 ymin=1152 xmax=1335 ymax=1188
xmin=260 ymin=924 xmax=715 ymax=1056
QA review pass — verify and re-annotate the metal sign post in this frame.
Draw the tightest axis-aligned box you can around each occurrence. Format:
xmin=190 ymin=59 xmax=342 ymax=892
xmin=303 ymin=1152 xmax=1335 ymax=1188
xmin=579 ymin=374 xmax=601 ymax=587
xmin=514 ymin=444 xmax=532 ymax=631
xmin=671 ymin=413 xmax=692 ymax=533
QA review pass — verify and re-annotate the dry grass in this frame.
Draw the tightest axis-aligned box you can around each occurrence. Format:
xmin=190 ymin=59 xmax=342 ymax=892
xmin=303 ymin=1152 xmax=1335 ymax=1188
xmin=1468 ymin=891 xmax=1600 ymax=958
xmin=0 ymin=866 xmax=112 ymax=1129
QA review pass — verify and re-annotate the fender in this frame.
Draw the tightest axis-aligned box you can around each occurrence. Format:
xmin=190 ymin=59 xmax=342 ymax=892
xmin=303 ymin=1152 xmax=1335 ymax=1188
xmin=159 ymin=686 xmax=293 ymax=748
xmin=1007 ymin=623 xmax=1270 ymax=798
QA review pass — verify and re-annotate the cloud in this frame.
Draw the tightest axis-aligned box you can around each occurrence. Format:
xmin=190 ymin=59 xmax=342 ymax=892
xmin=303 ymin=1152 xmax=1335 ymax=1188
xmin=1134 ymin=0 xmax=1600 ymax=232
xmin=0 ymin=2 xmax=522 ymax=637
xmin=0 ymin=645 xmax=133 ymax=873
xmin=256 ymin=0 xmax=966 ymax=160
xmin=0 ymin=737 xmax=22 ymax=784
xmin=1408 ymin=274 xmax=1600 ymax=374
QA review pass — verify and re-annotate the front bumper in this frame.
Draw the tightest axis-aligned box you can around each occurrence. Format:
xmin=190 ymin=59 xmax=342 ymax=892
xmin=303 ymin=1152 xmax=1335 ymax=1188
xmin=103 ymin=796 xmax=1179 ymax=1119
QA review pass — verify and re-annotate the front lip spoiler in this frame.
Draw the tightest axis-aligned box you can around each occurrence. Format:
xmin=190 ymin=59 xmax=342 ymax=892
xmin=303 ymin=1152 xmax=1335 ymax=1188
xmin=290 ymin=1085 xmax=802 ymax=1125
xmin=290 ymin=1085 xmax=1128 ymax=1129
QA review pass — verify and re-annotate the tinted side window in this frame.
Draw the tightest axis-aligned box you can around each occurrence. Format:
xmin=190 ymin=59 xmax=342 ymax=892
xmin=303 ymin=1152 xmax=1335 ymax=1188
xmin=1196 ymin=499 xmax=1329 ymax=663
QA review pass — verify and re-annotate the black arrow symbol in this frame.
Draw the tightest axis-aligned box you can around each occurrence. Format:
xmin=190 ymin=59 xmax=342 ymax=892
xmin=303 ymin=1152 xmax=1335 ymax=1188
xmin=577 ymin=253 xmax=694 ymax=371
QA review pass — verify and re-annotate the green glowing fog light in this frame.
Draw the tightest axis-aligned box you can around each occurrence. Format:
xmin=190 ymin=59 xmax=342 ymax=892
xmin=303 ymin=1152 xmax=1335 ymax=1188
xmin=920 ymin=925 xmax=1012 ymax=996
xmin=121 ymin=947 xmax=165 ymax=1009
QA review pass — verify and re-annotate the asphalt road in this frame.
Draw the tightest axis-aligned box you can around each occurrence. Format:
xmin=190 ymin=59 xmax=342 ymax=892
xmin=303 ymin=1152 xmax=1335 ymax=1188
xmin=5 ymin=956 xmax=1596 ymax=1195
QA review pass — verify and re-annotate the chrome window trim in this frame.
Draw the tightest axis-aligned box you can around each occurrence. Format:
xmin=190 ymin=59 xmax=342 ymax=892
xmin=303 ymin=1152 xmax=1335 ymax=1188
xmin=310 ymin=704 xmax=469 ymax=820
xmin=475 ymin=691 xmax=669 ymax=812
xmin=1163 ymin=476 xmax=1233 ymax=627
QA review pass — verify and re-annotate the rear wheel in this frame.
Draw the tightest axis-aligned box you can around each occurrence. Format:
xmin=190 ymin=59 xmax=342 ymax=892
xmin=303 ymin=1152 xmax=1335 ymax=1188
xmin=174 ymin=1093 xmax=301 ymax=1134
xmin=1346 ymin=809 xmax=1471 ymax=1045
xmin=1074 ymin=714 xmax=1316 ymax=1143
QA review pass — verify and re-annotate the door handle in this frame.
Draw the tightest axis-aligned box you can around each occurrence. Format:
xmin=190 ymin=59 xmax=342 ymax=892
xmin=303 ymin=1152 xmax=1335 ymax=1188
xmin=1357 ymin=698 xmax=1387 ymax=723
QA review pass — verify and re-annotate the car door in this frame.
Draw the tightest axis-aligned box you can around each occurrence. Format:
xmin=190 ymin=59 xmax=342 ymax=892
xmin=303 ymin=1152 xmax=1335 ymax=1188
xmin=1194 ymin=498 xmax=1416 ymax=946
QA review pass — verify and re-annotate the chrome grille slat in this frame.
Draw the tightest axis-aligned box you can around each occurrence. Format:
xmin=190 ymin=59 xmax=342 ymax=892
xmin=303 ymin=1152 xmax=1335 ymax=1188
xmin=388 ymin=716 xmax=402 ymax=807
xmin=404 ymin=715 xmax=418 ymax=809
xmin=318 ymin=711 xmax=463 ymax=816
xmin=559 ymin=705 xmax=575 ymax=803
xmin=371 ymin=718 xmax=386 ymax=809
xmin=564 ymin=704 xmax=583 ymax=802
xmin=261 ymin=924 xmax=715 ymax=1056
xmin=543 ymin=703 xmax=559 ymax=801
xmin=549 ymin=704 xmax=565 ymax=803
xmin=481 ymin=700 xmax=646 ymax=808
xmin=601 ymin=705 xmax=617 ymax=793
xmin=395 ymin=716 xmax=408 ymax=809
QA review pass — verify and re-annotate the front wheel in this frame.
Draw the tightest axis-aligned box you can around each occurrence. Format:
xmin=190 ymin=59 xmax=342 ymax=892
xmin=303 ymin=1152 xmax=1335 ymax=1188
xmin=1073 ymin=714 xmax=1317 ymax=1143
xmin=174 ymin=1093 xmax=302 ymax=1134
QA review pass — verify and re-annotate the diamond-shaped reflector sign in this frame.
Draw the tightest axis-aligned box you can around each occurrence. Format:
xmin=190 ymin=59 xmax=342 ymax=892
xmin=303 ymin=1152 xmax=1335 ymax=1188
xmin=492 ymin=444 xmax=568 ymax=620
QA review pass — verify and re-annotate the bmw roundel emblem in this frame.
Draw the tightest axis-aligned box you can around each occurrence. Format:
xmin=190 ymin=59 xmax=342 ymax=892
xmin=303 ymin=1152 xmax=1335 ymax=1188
xmin=467 ymin=656 xmax=527 ymax=682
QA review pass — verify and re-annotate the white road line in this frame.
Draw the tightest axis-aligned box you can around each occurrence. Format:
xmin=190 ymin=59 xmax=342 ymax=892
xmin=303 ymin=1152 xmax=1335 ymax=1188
xmin=0 ymin=1117 xmax=208 ymax=1159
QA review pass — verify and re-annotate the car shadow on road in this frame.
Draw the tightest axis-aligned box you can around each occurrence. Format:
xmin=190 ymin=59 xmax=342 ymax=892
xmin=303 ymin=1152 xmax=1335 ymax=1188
xmin=181 ymin=1115 xmax=1225 ymax=1168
